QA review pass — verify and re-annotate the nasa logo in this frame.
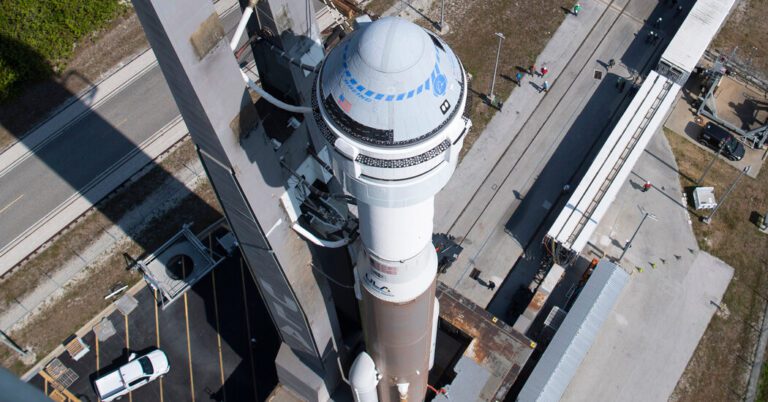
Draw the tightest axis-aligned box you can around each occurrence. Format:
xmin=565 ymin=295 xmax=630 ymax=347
xmin=433 ymin=73 xmax=447 ymax=97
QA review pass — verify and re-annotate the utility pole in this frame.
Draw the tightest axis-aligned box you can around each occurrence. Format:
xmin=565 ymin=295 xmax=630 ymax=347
xmin=619 ymin=206 xmax=657 ymax=261
xmin=697 ymin=140 xmax=727 ymax=184
xmin=0 ymin=330 xmax=29 ymax=358
xmin=704 ymin=165 xmax=750 ymax=224
xmin=489 ymin=32 xmax=505 ymax=105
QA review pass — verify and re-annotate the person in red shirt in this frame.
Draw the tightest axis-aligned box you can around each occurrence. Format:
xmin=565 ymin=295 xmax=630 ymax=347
xmin=642 ymin=180 xmax=652 ymax=192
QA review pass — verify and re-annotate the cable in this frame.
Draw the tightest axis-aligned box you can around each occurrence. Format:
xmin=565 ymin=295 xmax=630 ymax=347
xmin=311 ymin=263 xmax=355 ymax=288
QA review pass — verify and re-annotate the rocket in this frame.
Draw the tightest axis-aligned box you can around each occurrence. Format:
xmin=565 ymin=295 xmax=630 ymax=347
xmin=313 ymin=16 xmax=470 ymax=401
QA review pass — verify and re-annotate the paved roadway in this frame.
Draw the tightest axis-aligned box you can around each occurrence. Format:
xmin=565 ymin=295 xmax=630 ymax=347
xmin=434 ymin=0 xmax=693 ymax=307
xmin=0 ymin=2 xmax=242 ymax=256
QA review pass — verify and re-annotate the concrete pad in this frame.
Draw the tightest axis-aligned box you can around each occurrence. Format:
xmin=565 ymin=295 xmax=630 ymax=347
xmin=664 ymin=82 xmax=765 ymax=178
xmin=439 ymin=1 xmax=668 ymax=307
xmin=0 ymin=302 xmax=29 ymax=331
xmin=92 ymin=317 xmax=117 ymax=342
xmin=17 ymin=279 xmax=60 ymax=312
xmin=560 ymin=131 xmax=734 ymax=402
xmin=114 ymin=294 xmax=138 ymax=316
xmin=48 ymin=260 xmax=87 ymax=287
xmin=562 ymin=251 xmax=732 ymax=402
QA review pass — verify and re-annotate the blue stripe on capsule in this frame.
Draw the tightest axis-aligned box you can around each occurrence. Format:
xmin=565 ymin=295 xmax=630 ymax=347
xmin=375 ymin=94 xmax=385 ymax=100
xmin=365 ymin=90 xmax=374 ymax=97
xmin=396 ymin=93 xmax=405 ymax=101
xmin=385 ymin=95 xmax=395 ymax=101
xmin=407 ymin=90 xmax=415 ymax=99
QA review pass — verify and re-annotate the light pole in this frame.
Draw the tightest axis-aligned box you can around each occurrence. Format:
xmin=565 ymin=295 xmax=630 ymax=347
xmin=437 ymin=0 xmax=445 ymax=32
xmin=704 ymin=165 xmax=750 ymax=224
xmin=697 ymin=139 xmax=727 ymax=184
xmin=619 ymin=206 xmax=657 ymax=261
xmin=489 ymin=32 xmax=505 ymax=105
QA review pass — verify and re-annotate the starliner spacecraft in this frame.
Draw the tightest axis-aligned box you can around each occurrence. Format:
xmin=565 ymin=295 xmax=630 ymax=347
xmin=313 ymin=17 xmax=471 ymax=402
xmin=130 ymin=0 xmax=469 ymax=399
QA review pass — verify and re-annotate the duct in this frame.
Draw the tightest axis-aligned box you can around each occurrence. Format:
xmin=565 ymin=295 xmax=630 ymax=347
xmin=241 ymin=71 xmax=312 ymax=113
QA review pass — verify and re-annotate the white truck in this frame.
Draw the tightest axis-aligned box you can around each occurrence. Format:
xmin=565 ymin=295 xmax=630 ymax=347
xmin=93 ymin=349 xmax=170 ymax=401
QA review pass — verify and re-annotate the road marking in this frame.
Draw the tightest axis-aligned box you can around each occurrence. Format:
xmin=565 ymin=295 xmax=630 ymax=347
xmin=125 ymin=313 xmax=132 ymax=402
xmin=240 ymin=258 xmax=259 ymax=400
xmin=95 ymin=332 xmax=100 ymax=373
xmin=114 ymin=117 xmax=128 ymax=128
xmin=155 ymin=289 xmax=164 ymax=402
xmin=0 ymin=194 xmax=23 ymax=215
xmin=211 ymin=270 xmax=227 ymax=400
xmin=183 ymin=261 xmax=196 ymax=402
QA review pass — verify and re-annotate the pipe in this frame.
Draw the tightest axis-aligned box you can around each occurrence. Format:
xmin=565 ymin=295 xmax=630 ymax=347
xmin=397 ymin=383 xmax=409 ymax=402
xmin=241 ymin=71 xmax=312 ymax=114
xmin=230 ymin=2 xmax=256 ymax=51
xmin=292 ymin=222 xmax=349 ymax=248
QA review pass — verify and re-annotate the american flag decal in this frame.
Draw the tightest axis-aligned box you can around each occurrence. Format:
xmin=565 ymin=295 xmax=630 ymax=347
xmin=338 ymin=94 xmax=352 ymax=113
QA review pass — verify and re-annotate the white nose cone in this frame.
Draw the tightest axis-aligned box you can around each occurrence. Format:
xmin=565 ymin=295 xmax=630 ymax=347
xmin=316 ymin=16 xmax=466 ymax=147
xmin=350 ymin=352 xmax=380 ymax=402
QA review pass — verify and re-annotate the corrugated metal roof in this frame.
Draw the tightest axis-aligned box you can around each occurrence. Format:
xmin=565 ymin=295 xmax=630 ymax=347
xmin=661 ymin=0 xmax=735 ymax=73
xmin=517 ymin=260 xmax=630 ymax=402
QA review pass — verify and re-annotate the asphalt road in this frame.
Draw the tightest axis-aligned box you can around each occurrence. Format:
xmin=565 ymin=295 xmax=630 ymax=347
xmin=0 ymin=4 xmax=242 ymax=251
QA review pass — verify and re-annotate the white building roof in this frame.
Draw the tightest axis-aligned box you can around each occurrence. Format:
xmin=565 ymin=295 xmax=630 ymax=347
xmin=517 ymin=260 xmax=630 ymax=402
xmin=661 ymin=0 xmax=736 ymax=73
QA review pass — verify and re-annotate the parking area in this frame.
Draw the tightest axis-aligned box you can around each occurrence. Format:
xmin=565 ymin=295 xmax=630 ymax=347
xmin=665 ymin=74 xmax=768 ymax=178
xmin=28 ymin=250 xmax=280 ymax=402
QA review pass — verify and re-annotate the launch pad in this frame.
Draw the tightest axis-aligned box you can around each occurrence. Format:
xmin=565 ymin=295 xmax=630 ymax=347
xmin=431 ymin=283 xmax=534 ymax=401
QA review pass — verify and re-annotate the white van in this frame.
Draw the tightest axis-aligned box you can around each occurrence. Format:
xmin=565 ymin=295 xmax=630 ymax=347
xmin=93 ymin=350 xmax=170 ymax=401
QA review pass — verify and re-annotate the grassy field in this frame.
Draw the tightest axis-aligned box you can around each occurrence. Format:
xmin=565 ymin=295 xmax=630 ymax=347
xmin=0 ymin=0 xmax=127 ymax=102
xmin=711 ymin=0 xmax=768 ymax=78
xmin=0 ymin=139 xmax=223 ymax=375
xmin=665 ymin=129 xmax=768 ymax=402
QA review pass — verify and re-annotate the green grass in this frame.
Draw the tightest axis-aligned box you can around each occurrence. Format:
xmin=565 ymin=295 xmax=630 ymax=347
xmin=759 ymin=358 xmax=768 ymax=402
xmin=0 ymin=0 xmax=127 ymax=102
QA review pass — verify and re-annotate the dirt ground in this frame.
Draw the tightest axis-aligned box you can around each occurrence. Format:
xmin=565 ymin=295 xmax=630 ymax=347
xmin=665 ymin=128 xmax=768 ymax=402
xmin=712 ymin=0 xmax=768 ymax=80
xmin=423 ymin=0 xmax=571 ymax=159
xmin=363 ymin=0 xmax=398 ymax=17
xmin=0 ymin=11 xmax=149 ymax=152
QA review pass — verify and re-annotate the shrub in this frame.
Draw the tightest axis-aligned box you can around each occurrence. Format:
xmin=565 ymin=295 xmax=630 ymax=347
xmin=0 ymin=0 xmax=126 ymax=102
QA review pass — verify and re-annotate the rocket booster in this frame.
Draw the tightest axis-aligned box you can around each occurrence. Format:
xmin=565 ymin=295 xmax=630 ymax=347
xmin=313 ymin=16 xmax=470 ymax=401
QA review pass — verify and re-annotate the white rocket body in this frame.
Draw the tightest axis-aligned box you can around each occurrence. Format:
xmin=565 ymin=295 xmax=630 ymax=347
xmin=313 ymin=17 xmax=470 ymax=401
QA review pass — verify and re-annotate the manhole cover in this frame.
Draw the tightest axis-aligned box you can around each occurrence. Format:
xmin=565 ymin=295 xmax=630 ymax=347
xmin=166 ymin=254 xmax=194 ymax=280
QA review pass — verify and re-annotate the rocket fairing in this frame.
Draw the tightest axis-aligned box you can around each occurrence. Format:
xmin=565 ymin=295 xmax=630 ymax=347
xmin=313 ymin=17 xmax=470 ymax=401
